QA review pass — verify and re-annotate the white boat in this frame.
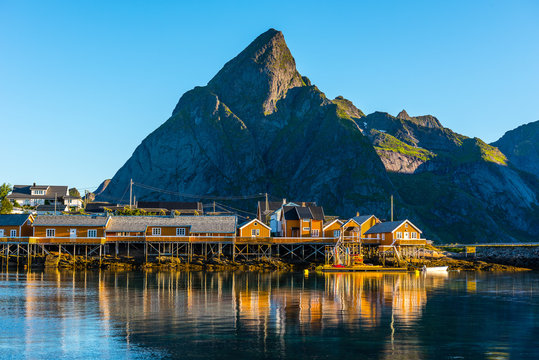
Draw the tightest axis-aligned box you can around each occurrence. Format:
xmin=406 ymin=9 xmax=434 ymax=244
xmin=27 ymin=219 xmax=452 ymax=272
xmin=423 ymin=266 xmax=448 ymax=272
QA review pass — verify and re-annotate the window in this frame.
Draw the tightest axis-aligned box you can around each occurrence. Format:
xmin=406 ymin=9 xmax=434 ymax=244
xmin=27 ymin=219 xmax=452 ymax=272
xmin=176 ymin=228 xmax=186 ymax=236
xmin=88 ymin=230 xmax=97 ymax=238
xmin=251 ymin=229 xmax=260 ymax=237
xmin=382 ymin=233 xmax=385 ymax=240
xmin=333 ymin=230 xmax=341 ymax=237
xmin=152 ymin=228 xmax=161 ymax=236
xmin=303 ymin=227 xmax=310 ymax=231
xmin=10 ymin=230 xmax=17 ymax=237
xmin=396 ymin=232 xmax=402 ymax=239
xmin=46 ymin=229 xmax=55 ymax=237
xmin=411 ymin=232 xmax=417 ymax=239
xmin=311 ymin=229 xmax=319 ymax=237
xmin=0 ymin=230 xmax=3 ymax=237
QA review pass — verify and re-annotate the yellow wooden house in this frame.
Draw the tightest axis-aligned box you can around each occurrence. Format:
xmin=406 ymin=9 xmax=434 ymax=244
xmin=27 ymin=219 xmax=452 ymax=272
xmin=238 ymin=218 xmax=271 ymax=238
xmin=342 ymin=215 xmax=380 ymax=241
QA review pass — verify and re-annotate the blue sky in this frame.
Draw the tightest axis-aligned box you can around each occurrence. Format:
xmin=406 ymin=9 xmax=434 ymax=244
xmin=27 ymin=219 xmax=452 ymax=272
xmin=1 ymin=0 xmax=538 ymax=192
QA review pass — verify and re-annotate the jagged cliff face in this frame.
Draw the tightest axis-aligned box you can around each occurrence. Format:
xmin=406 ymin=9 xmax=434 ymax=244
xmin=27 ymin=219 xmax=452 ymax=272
xmin=492 ymin=120 xmax=539 ymax=179
xmin=99 ymin=29 xmax=539 ymax=243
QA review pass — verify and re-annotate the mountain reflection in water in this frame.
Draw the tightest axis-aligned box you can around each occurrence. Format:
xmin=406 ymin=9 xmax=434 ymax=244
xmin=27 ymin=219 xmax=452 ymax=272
xmin=0 ymin=270 xmax=537 ymax=359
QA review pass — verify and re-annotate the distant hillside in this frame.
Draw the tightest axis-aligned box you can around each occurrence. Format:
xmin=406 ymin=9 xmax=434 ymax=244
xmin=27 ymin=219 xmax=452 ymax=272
xmin=98 ymin=29 xmax=539 ymax=243
xmin=492 ymin=120 xmax=539 ymax=178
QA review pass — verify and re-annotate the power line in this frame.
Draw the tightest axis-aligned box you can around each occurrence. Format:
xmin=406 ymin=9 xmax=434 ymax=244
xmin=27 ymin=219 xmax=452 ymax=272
xmin=132 ymin=182 xmax=267 ymax=201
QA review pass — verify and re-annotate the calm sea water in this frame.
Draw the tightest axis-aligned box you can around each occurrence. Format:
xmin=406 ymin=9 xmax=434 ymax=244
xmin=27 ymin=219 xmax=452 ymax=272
xmin=0 ymin=270 xmax=537 ymax=360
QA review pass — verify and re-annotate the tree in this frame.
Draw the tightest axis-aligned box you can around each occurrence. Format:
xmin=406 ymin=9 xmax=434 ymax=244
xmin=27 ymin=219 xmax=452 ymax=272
xmin=69 ymin=188 xmax=81 ymax=198
xmin=0 ymin=183 xmax=13 ymax=214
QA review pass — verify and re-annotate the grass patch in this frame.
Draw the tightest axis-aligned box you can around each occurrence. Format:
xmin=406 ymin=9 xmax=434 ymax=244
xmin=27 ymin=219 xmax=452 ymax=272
xmin=371 ymin=130 xmax=435 ymax=161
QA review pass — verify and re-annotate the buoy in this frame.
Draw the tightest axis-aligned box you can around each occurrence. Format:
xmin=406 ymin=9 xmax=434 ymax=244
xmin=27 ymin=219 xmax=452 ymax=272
xmin=415 ymin=270 xmax=420 ymax=276
xmin=304 ymin=269 xmax=309 ymax=276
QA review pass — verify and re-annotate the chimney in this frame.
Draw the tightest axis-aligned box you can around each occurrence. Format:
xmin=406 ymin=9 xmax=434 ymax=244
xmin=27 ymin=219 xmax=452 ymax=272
xmin=302 ymin=202 xmax=306 ymax=207
xmin=356 ymin=211 xmax=360 ymax=217
xmin=282 ymin=198 xmax=287 ymax=205
xmin=33 ymin=182 xmax=36 ymax=187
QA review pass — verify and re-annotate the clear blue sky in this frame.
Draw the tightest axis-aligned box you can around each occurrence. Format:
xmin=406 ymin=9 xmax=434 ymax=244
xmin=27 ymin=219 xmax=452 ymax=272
xmin=1 ymin=0 xmax=538 ymax=192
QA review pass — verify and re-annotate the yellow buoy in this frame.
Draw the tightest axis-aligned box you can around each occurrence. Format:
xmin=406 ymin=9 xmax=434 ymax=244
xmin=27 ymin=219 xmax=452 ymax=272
xmin=304 ymin=269 xmax=309 ymax=276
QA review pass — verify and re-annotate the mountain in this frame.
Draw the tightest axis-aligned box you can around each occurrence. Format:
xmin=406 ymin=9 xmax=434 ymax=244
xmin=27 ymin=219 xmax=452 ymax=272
xmin=362 ymin=111 xmax=539 ymax=243
xmin=492 ymin=120 xmax=539 ymax=179
xmin=98 ymin=29 xmax=539 ymax=243
xmin=99 ymin=29 xmax=394 ymax=218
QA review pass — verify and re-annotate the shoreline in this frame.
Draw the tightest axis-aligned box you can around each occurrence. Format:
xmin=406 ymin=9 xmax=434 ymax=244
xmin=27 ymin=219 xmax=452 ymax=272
xmin=1 ymin=250 xmax=535 ymax=272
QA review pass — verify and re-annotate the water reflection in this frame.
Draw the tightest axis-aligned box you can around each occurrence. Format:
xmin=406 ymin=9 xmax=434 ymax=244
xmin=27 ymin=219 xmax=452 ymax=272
xmin=0 ymin=269 xmax=537 ymax=359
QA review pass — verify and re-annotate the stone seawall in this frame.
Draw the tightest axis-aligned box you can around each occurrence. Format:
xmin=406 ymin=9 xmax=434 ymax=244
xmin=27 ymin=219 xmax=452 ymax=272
xmin=462 ymin=246 xmax=539 ymax=270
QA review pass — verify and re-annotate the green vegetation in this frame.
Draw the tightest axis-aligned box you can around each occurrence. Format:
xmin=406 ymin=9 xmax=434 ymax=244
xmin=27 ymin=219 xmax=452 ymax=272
xmin=450 ymin=138 xmax=507 ymax=165
xmin=69 ymin=187 xmax=81 ymax=198
xmin=0 ymin=183 xmax=13 ymax=214
xmin=372 ymin=130 xmax=435 ymax=161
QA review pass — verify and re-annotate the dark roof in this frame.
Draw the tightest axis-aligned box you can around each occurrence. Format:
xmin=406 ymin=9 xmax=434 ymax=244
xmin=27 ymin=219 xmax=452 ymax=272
xmin=364 ymin=220 xmax=421 ymax=235
xmin=36 ymin=204 xmax=68 ymax=212
xmin=282 ymin=205 xmax=325 ymax=221
xmin=296 ymin=207 xmax=313 ymax=219
xmin=283 ymin=206 xmax=300 ymax=220
xmin=33 ymin=215 xmax=109 ymax=227
xmin=137 ymin=201 xmax=203 ymax=211
xmin=257 ymin=201 xmax=282 ymax=214
xmin=0 ymin=214 xmax=32 ymax=226
xmin=308 ymin=206 xmax=325 ymax=221
xmin=106 ymin=215 xmax=237 ymax=234
xmin=85 ymin=202 xmax=115 ymax=212
xmin=7 ymin=185 xmax=68 ymax=200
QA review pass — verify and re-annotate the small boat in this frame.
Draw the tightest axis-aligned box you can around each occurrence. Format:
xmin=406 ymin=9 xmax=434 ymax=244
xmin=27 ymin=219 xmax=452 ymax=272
xmin=423 ymin=266 xmax=448 ymax=272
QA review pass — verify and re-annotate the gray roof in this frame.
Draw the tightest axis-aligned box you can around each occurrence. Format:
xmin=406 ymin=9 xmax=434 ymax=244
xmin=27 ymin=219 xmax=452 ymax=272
xmin=364 ymin=220 xmax=421 ymax=235
xmin=0 ymin=214 xmax=32 ymax=226
xmin=106 ymin=217 xmax=148 ymax=232
xmin=33 ymin=215 xmax=109 ymax=227
xmin=106 ymin=215 xmax=237 ymax=234
xmin=283 ymin=205 xmax=325 ymax=221
xmin=345 ymin=215 xmax=375 ymax=227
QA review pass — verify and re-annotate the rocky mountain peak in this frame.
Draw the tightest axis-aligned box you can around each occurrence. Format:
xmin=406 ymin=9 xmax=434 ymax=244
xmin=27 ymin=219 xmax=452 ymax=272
xmin=206 ymin=28 xmax=305 ymax=119
xmin=397 ymin=109 xmax=411 ymax=120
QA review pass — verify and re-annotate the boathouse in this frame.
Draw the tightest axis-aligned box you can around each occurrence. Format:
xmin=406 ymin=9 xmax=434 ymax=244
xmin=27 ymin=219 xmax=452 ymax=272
xmin=280 ymin=204 xmax=324 ymax=237
xmin=237 ymin=218 xmax=271 ymax=238
xmin=322 ymin=219 xmax=343 ymax=238
xmin=0 ymin=214 xmax=34 ymax=238
xmin=32 ymin=215 xmax=110 ymax=240
xmin=363 ymin=220 xmax=425 ymax=250
xmin=342 ymin=215 xmax=380 ymax=241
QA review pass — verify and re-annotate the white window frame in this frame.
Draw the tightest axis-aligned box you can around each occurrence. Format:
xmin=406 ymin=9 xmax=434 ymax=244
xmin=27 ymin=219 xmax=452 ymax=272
xmin=396 ymin=232 xmax=402 ymax=239
xmin=333 ymin=230 xmax=340 ymax=237
xmin=46 ymin=229 xmax=55 ymax=237
xmin=10 ymin=229 xmax=17 ymax=237
xmin=176 ymin=228 xmax=186 ymax=236
xmin=382 ymin=233 xmax=385 ymax=240
xmin=87 ymin=229 xmax=97 ymax=238
xmin=0 ymin=230 xmax=4 ymax=237
xmin=251 ymin=229 xmax=260 ymax=237
xmin=311 ymin=229 xmax=319 ymax=237
xmin=70 ymin=229 xmax=77 ymax=238
xmin=152 ymin=228 xmax=161 ymax=236
xmin=411 ymin=232 xmax=417 ymax=239
xmin=303 ymin=227 xmax=310 ymax=231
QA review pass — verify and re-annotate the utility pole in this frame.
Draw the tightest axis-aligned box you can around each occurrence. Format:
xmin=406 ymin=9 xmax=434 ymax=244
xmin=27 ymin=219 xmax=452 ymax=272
xmin=129 ymin=179 xmax=133 ymax=210
xmin=213 ymin=201 xmax=216 ymax=214
xmin=391 ymin=194 xmax=394 ymax=222
xmin=265 ymin=192 xmax=269 ymax=224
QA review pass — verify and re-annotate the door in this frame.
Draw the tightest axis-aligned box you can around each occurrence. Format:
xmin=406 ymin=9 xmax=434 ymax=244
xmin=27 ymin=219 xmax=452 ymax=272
xmin=404 ymin=232 xmax=410 ymax=239
xmin=0 ymin=230 xmax=3 ymax=237
xmin=70 ymin=229 xmax=76 ymax=238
